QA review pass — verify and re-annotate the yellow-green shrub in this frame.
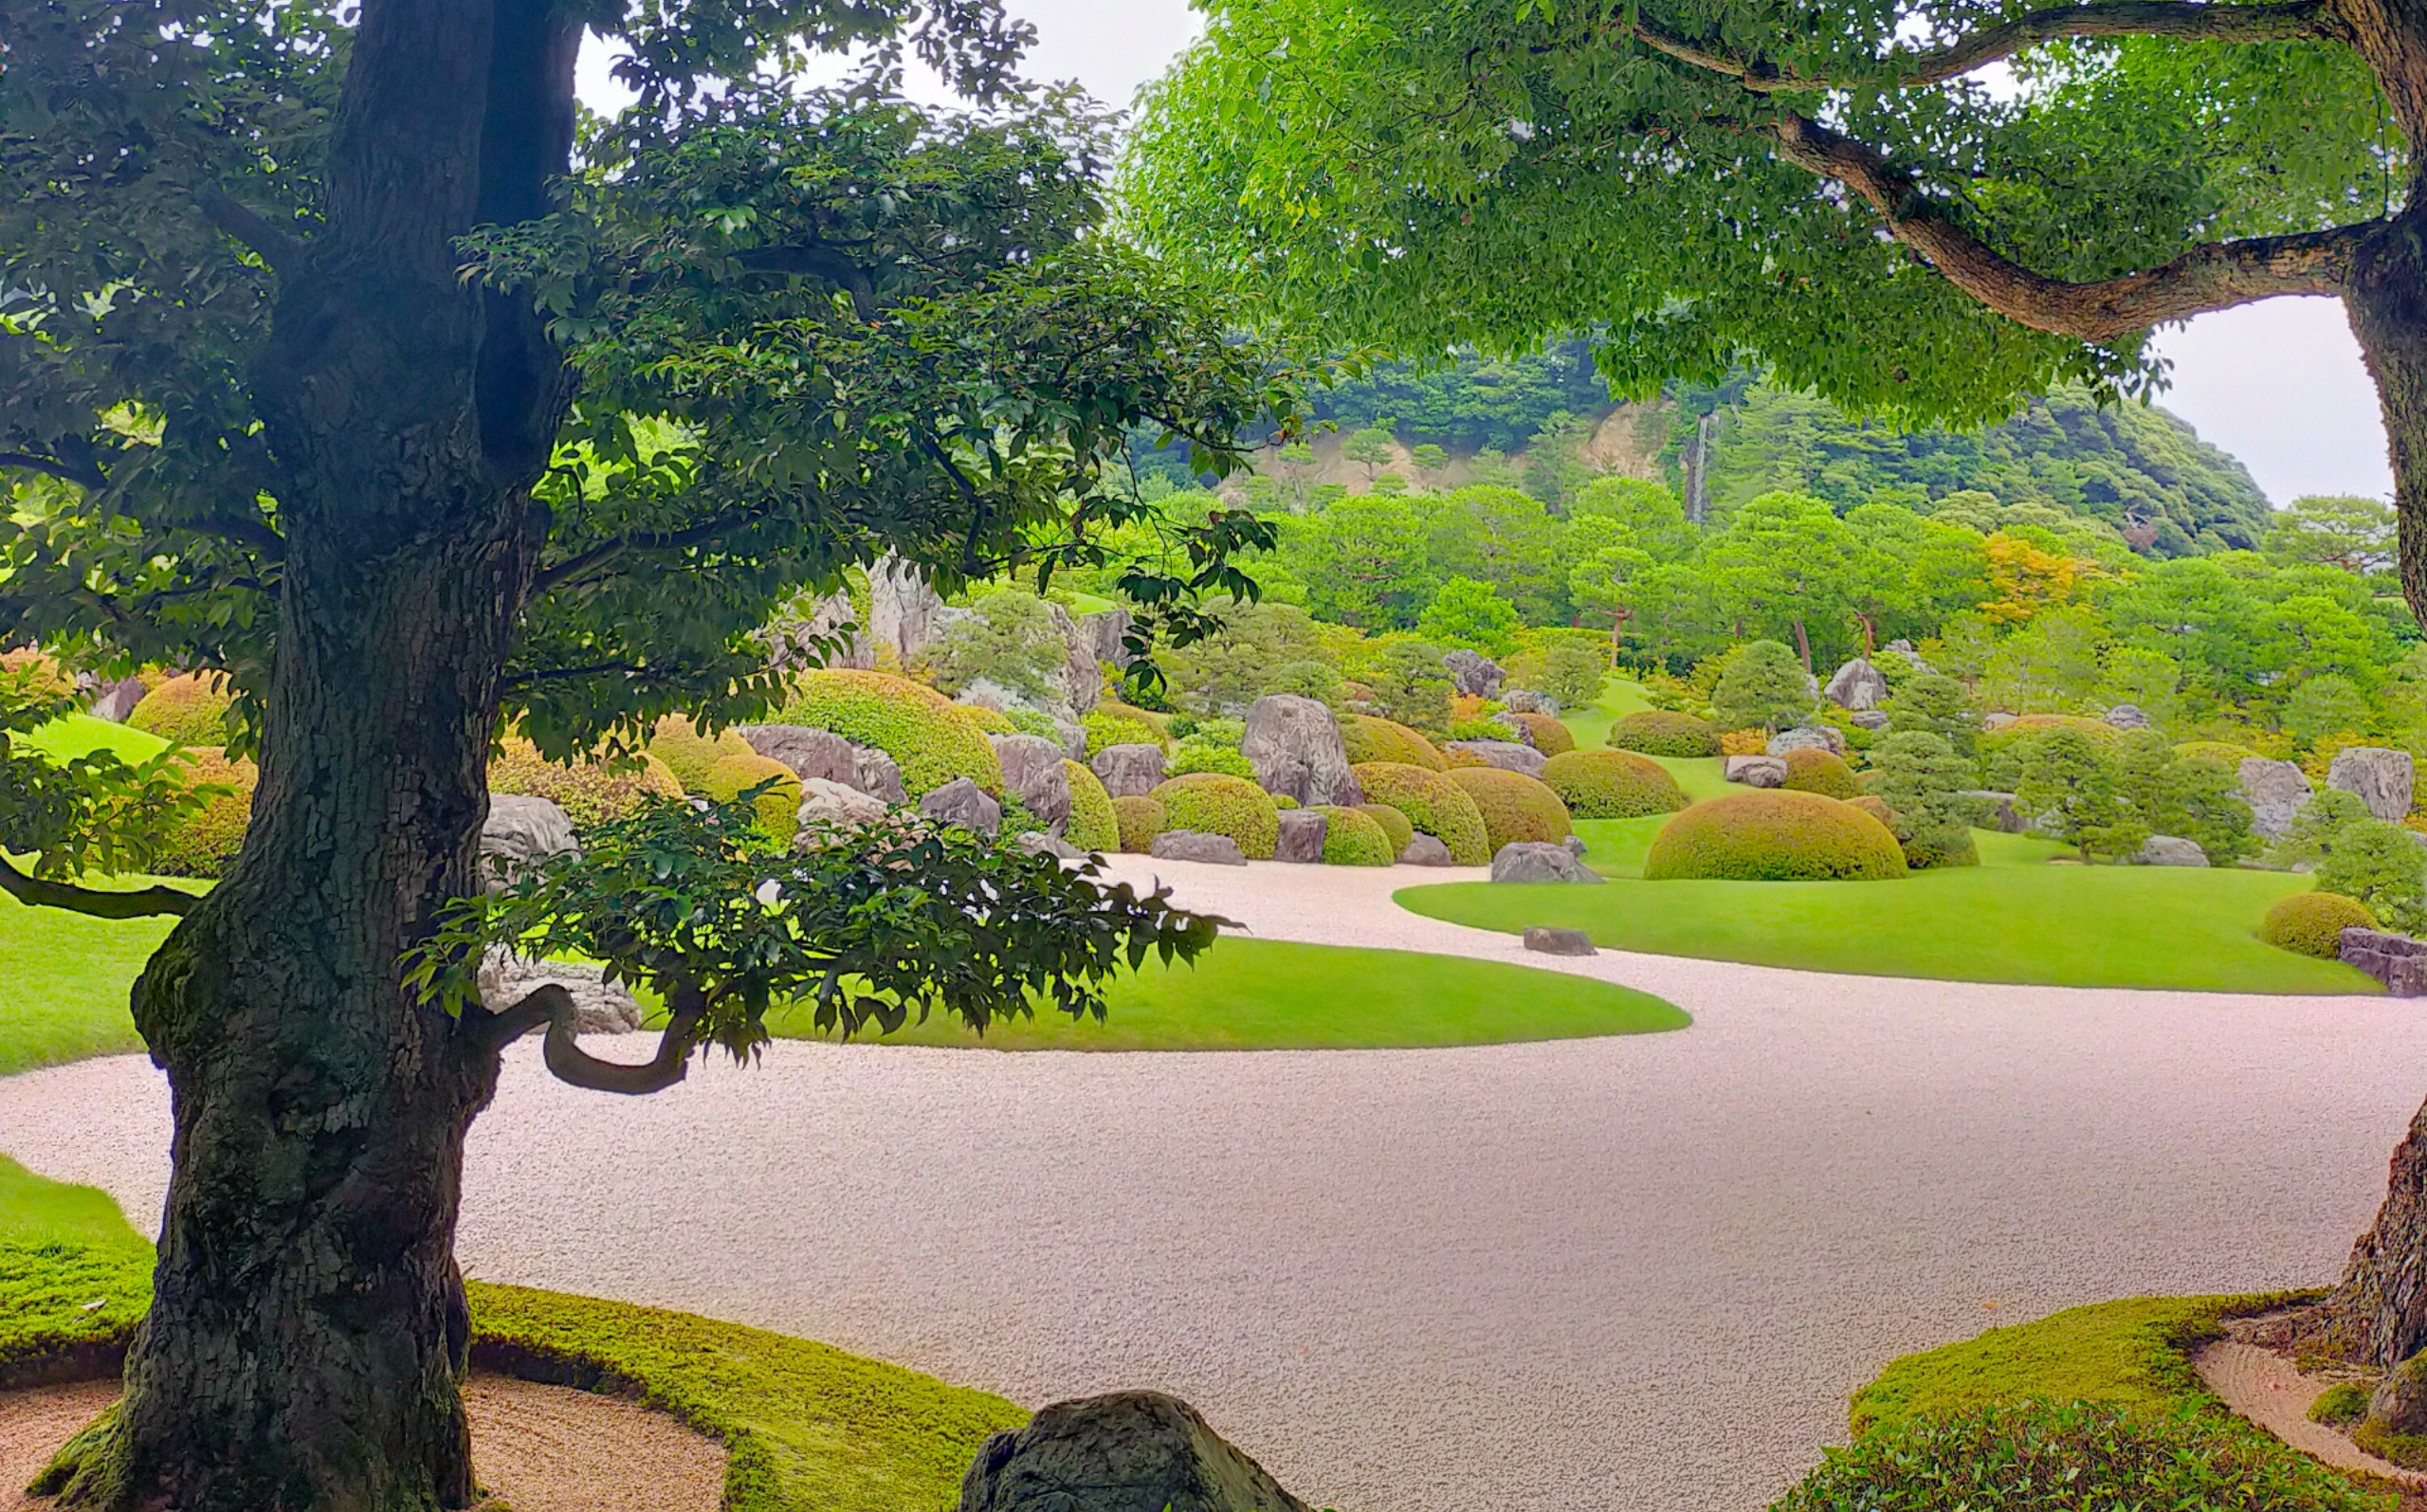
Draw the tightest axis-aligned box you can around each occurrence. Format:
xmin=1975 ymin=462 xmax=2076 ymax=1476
xmin=1505 ymin=711 xmax=1574 ymax=756
xmin=1084 ymin=706 xmax=1171 ymax=756
xmin=2176 ymin=739 xmax=2261 ymax=765
xmin=1780 ymin=747 xmax=1862 ymax=800
xmin=648 ymin=715 xmax=757 ymax=792
xmin=2259 ymin=891 xmax=2376 ymax=958
xmin=1446 ymin=767 xmax=1572 ymax=851
xmin=1979 ymin=714 xmax=2126 ymax=756
xmin=1541 ymin=750 xmax=1688 ymax=819
xmin=488 ymin=737 xmax=686 ymax=829
xmin=955 ymin=704 xmax=1016 ymax=735
xmin=1341 ymin=714 xmax=1447 ymax=771
xmin=1149 ymin=773 xmax=1280 ymax=860
xmin=1352 ymin=762 xmax=1489 ymax=865
xmin=1309 ymin=806 xmax=1395 ymax=865
xmin=128 ymin=671 xmax=235 ymax=749
xmin=0 ymin=647 xmax=73 ymax=698
xmin=1113 ymin=795 xmax=1165 ymax=853
xmin=1608 ymin=710 xmax=1720 ymax=757
xmin=154 ymin=751 xmax=256 ymax=877
xmin=1063 ymin=760 xmax=1119 ymax=852
xmin=1645 ymin=791 xmax=1908 ymax=882
xmin=1356 ymin=803 xmax=1414 ymax=856
xmin=775 ymin=669 xmax=1003 ymax=798
xmin=703 ymin=752 xmax=802 ymax=838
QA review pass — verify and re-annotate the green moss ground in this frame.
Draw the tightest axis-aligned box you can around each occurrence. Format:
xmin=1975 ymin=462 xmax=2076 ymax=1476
xmin=1551 ymin=680 xmax=1655 ymax=753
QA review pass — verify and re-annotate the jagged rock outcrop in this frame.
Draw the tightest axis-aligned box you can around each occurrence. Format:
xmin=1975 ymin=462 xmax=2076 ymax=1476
xmin=1242 ymin=695 xmax=1362 ymax=807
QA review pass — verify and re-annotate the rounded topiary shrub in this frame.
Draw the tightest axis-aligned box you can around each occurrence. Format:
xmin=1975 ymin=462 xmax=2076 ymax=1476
xmin=1168 ymin=740 xmax=1257 ymax=779
xmin=1607 ymin=709 xmax=1721 ymax=758
xmin=1084 ymin=706 xmax=1171 ymax=756
xmin=703 ymin=752 xmax=803 ymax=838
xmin=776 ymin=669 xmax=1003 ymax=798
xmin=1340 ymin=714 xmax=1447 ymax=771
xmin=1112 ymin=795 xmax=1165 ymax=853
xmin=1357 ymin=803 xmax=1414 ymax=856
xmin=489 ymin=738 xmax=686 ymax=829
xmin=648 ymin=714 xmax=757 ymax=792
xmin=1149 ymin=773 xmax=1281 ymax=860
xmin=1504 ymin=711 xmax=1574 ymax=756
xmin=1352 ymin=762 xmax=1490 ymax=865
xmin=2261 ymin=890 xmax=2377 ymax=957
xmin=2177 ymin=738 xmax=2262 ymax=765
xmin=1441 ymin=746 xmax=1490 ymax=769
xmin=1780 ymin=747 xmax=1863 ymax=800
xmin=1446 ymin=766 xmax=1573 ymax=851
xmin=1309 ymin=806 xmax=1395 ymax=866
xmin=954 ymin=703 xmax=1017 ymax=735
xmin=154 ymin=751 xmax=257 ymax=877
xmin=1063 ymin=760 xmax=1120 ymax=853
xmin=129 ymin=671 xmax=236 ymax=749
xmin=1645 ymin=791 xmax=1908 ymax=882
xmin=1979 ymin=713 xmax=2127 ymax=756
xmin=1541 ymin=750 xmax=1688 ymax=819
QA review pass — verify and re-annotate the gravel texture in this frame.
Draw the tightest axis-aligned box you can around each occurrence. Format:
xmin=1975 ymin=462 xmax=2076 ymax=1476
xmin=3 ymin=855 xmax=2425 ymax=1512
xmin=2197 ymin=1340 xmax=2427 ymax=1485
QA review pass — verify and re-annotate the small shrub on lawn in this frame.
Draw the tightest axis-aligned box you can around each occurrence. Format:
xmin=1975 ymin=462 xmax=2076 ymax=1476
xmin=1645 ymin=791 xmax=1907 ymax=882
xmin=1607 ymin=710 xmax=1720 ymax=758
xmin=1357 ymin=803 xmax=1414 ymax=855
xmin=1352 ymin=762 xmax=1490 ymax=864
xmin=1446 ymin=767 xmax=1572 ymax=851
xmin=776 ymin=670 xmax=1003 ymax=798
xmin=1542 ymin=750 xmax=1687 ymax=819
xmin=1780 ymin=748 xmax=1861 ymax=800
xmin=1309 ymin=806 xmax=1395 ymax=865
xmin=648 ymin=714 xmax=757 ymax=792
xmin=1503 ymin=710 xmax=1574 ymax=755
xmin=1340 ymin=713 xmax=1448 ymax=770
xmin=1112 ymin=795 xmax=1164 ymax=853
xmin=1062 ymin=761 xmax=1119 ymax=852
xmin=488 ymin=737 xmax=685 ymax=829
xmin=1149 ymin=774 xmax=1280 ymax=859
xmin=153 ymin=751 xmax=256 ymax=877
xmin=127 ymin=671 xmax=235 ymax=750
xmin=2261 ymin=892 xmax=2378 ymax=957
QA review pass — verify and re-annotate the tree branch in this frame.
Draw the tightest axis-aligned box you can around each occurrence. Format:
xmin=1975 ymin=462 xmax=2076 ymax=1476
xmin=0 ymin=858 xmax=198 ymax=920
xmin=197 ymin=186 xmax=306 ymax=278
xmin=179 ymin=513 xmax=287 ymax=558
xmin=0 ymin=451 xmax=108 ymax=491
xmin=528 ymin=503 xmax=778 ymax=596
xmin=1772 ymin=110 xmax=2366 ymax=339
xmin=732 ymin=244 xmax=881 ymax=319
xmin=479 ymin=980 xmax=705 ymax=1095
xmin=1632 ymin=0 xmax=2349 ymax=93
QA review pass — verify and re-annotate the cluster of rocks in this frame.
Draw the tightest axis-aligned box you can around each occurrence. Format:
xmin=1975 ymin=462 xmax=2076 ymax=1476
xmin=2237 ymin=747 xmax=2415 ymax=837
xmin=2340 ymin=927 xmax=2427 ymax=996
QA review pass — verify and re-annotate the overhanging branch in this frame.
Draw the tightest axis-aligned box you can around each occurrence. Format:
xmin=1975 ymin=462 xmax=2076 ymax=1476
xmin=0 ymin=450 xmax=108 ymax=491
xmin=0 ymin=858 xmax=198 ymax=920
xmin=197 ymin=186 xmax=305 ymax=278
xmin=528 ymin=502 xmax=778 ymax=596
xmin=479 ymin=980 xmax=704 ymax=1095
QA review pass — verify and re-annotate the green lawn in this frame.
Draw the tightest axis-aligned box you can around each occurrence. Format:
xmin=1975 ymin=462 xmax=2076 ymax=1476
xmin=19 ymin=713 xmax=173 ymax=765
xmin=0 ymin=882 xmax=186 ymax=1076
xmin=1555 ymin=678 xmax=1656 ymax=752
xmin=1398 ymin=825 xmax=2377 ymax=994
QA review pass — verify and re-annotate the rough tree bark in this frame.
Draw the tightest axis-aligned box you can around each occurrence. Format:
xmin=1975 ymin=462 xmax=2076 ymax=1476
xmin=39 ymin=3 xmax=579 ymax=1508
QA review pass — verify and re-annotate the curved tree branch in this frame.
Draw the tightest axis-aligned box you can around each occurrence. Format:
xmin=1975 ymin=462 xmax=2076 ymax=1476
xmin=0 ymin=857 xmax=198 ymax=920
xmin=197 ymin=185 xmax=306 ymax=278
xmin=476 ymin=979 xmax=705 ymax=1095
xmin=1772 ymin=111 xmax=2368 ymax=339
xmin=0 ymin=450 xmax=108 ymax=491
xmin=528 ymin=501 xmax=780 ymax=596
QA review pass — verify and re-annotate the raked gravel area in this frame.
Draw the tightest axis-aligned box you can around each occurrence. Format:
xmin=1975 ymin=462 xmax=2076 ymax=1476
xmin=5 ymin=856 xmax=2427 ymax=1512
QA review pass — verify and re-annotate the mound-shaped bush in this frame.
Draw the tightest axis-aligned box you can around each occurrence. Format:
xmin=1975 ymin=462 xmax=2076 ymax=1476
xmin=1083 ymin=706 xmax=1170 ymax=756
xmin=2176 ymin=738 xmax=2262 ymax=765
xmin=1309 ymin=806 xmax=1395 ymax=866
xmin=2260 ymin=890 xmax=2376 ymax=957
xmin=1780 ymin=747 xmax=1862 ymax=800
xmin=1718 ymin=728 xmax=1768 ymax=756
xmin=1645 ymin=791 xmax=1907 ymax=882
xmin=1168 ymin=740 xmax=1257 ymax=779
xmin=1979 ymin=713 xmax=2127 ymax=755
xmin=1441 ymin=746 xmax=1490 ymax=769
xmin=488 ymin=738 xmax=685 ymax=829
xmin=648 ymin=715 xmax=757 ymax=792
xmin=776 ymin=669 xmax=1003 ymax=797
xmin=1351 ymin=762 xmax=1490 ymax=865
xmin=128 ymin=672 xmax=235 ymax=750
xmin=1541 ymin=750 xmax=1688 ymax=819
xmin=1148 ymin=773 xmax=1281 ymax=860
xmin=954 ymin=703 xmax=1017 ymax=735
xmin=1112 ymin=795 xmax=1165 ymax=853
xmin=1607 ymin=709 xmax=1720 ymax=757
xmin=1063 ymin=760 xmax=1119 ymax=853
xmin=1502 ymin=711 xmax=1574 ymax=756
xmin=1356 ymin=803 xmax=1414 ymax=856
xmin=703 ymin=752 xmax=803 ymax=838
xmin=154 ymin=751 xmax=257 ymax=877
xmin=1446 ymin=766 xmax=1573 ymax=851
xmin=1340 ymin=714 xmax=1447 ymax=771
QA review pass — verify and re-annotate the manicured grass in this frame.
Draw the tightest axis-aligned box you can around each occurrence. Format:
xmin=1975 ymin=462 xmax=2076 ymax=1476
xmin=1398 ymin=825 xmax=2379 ymax=993
xmin=19 ymin=714 xmax=173 ymax=765
xmin=0 ymin=881 xmax=184 ymax=1076
xmin=1555 ymin=679 xmax=1656 ymax=753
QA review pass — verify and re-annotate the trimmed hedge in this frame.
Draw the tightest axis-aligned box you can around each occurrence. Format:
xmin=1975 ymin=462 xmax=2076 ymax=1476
xmin=1063 ymin=761 xmax=1120 ymax=853
xmin=1446 ymin=767 xmax=1573 ymax=852
xmin=127 ymin=671 xmax=235 ymax=749
xmin=1340 ymin=714 xmax=1448 ymax=771
xmin=1309 ymin=806 xmax=1396 ymax=866
xmin=776 ymin=670 xmax=1003 ymax=798
xmin=1357 ymin=803 xmax=1414 ymax=856
xmin=489 ymin=738 xmax=686 ymax=829
xmin=1541 ymin=750 xmax=1687 ymax=819
xmin=2259 ymin=891 xmax=2376 ymax=957
xmin=1149 ymin=774 xmax=1280 ymax=860
xmin=703 ymin=752 xmax=803 ymax=838
xmin=1083 ymin=707 xmax=1170 ymax=756
xmin=1112 ymin=795 xmax=1165 ymax=853
xmin=1645 ymin=791 xmax=1907 ymax=882
xmin=1980 ymin=714 xmax=2128 ymax=756
xmin=1607 ymin=709 xmax=1720 ymax=757
xmin=1352 ymin=762 xmax=1490 ymax=865
xmin=648 ymin=715 xmax=758 ymax=792
xmin=154 ymin=751 xmax=256 ymax=877
xmin=2176 ymin=738 xmax=2263 ymax=765
xmin=1504 ymin=711 xmax=1574 ymax=755
xmin=1780 ymin=748 xmax=1863 ymax=800
xmin=1168 ymin=740 xmax=1257 ymax=779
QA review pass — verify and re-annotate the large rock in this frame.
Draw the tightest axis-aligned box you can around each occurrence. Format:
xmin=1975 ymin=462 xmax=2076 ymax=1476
xmin=1524 ymin=926 xmax=1597 ymax=956
xmin=479 ymin=795 xmax=579 ymax=890
xmin=2105 ymin=703 xmax=2151 ymax=731
xmin=1849 ymin=709 xmax=1890 ymax=730
xmin=1724 ymin=755 xmax=1787 ymax=788
xmin=1982 ymin=712 xmax=2018 ymax=731
xmin=1490 ymin=842 xmax=1601 ymax=884
xmin=1767 ymin=724 xmax=1846 ymax=756
xmin=1150 ymin=829 xmax=1248 ymax=865
xmin=920 ymin=776 xmax=1002 ymax=837
xmin=853 ymin=747 xmax=907 ymax=804
xmin=1079 ymin=607 xmax=1136 ymax=670
xmin=1397 ymin=833 xmax=1453 ymax=866
xmin=1443 ymin=738 xmax=1544 ymax=777
xmin=1047 ymin=602 xmax=1104 ymax=716
xmin=1273 ymin=809 xmax=1328 ymax=864
xmin=990 ymin=734 xmax=1074 ymax=830
xmin=479 ymin=949 xmax=641 ymax=1034
xmin=1014 ymin=830 xmax=1084 ymax=862
xmin=1241 ymin=695 xmax=1364 ymax=807
xmin=1882 ymin=639 xmax=1931 ymax=674
xmin=743 ymin=724 xmax=859 ymax=784
xmin=2329 ymin=745 xmax=2416 ymax=822
xmin=1504 ymin=689 xmax=1560 ymax=717
xmin=958 ymin=1391 xmax=1311 ymax=1512
xmin=1091 ymin=743 xmax=1167 ymax=800
xmin=1442 ymin=648 xmax=1505 ymax=699
xmin=1822 ymin=657 xmax=1889 ymax=712
xmin=88 ymin=675 xmax=146 ymax=723
xmin=2133 ymin=834 xmax=2208 ymax=866
xmin=2341 ymin=927 xmax=2427 ymax=997
xmin=2238 ymin=757 xmax=2313 ymax=838
xmin=867 ymin=554 xmax=947 ymax=663
xmin=1957 ymin=790 xmax=2025 ymax=834
xmin=795 ymin=777 xmax=890 ymax=837
xmin=2370 ymin=1352 xmax=2427 ymax=1437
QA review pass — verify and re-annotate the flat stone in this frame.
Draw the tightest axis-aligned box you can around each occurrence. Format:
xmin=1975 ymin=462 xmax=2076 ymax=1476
xmin=1397 ymin=833 xmax=1453 ymax=866
xmin=2237 ymin=757 xmax=2313 ymax=838
xmin=479 ymin=949 xmax=642 ymax=1034
xmin=1982 ymin=712 xmax=2017 ymax=730
xmin=1724 ymin=755 xmax=1787 ymax=789
xmin=1273 ymin=809 xmax=1328 ymax=864
xmin=958 ymin=1391 xmax=1311 ymax=1512
xmin=1766 ymin=725 xmax=1845 ymax=756
xmin=1092 ymin=743 xmax=1167 ymax=800
xmin=1524 ymin=926 xmax=1597 ymax=957
xmin=2329 ymin=746 xmax=2416 ymax=823
xmin=1445 ymin=739 xmax=1544 ymax=777
xmin=2134 ymin=834 xmax=2208 ymax=866
xmin=1242 ymin=695 xmax=1363 ymax=807
xmin=1823 ymin=658 xmax=1889 ymax=712
xmin=920 ymin=776 xmax=1002 ymax=838
xmin=1151 ymin=829 xmax=1248 ymax=865
xmin=990 ymin=733 xmax=1074 ymax=829
xmin=1491 ymin=842 xmax=1602 ymax=884
xmin=2106 ymin=703 xmax=2151 ymax=730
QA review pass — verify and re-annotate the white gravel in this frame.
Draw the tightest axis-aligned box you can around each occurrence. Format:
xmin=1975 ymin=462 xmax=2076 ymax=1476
xmin=4 ymin=855 xmax=2423 ymax=1512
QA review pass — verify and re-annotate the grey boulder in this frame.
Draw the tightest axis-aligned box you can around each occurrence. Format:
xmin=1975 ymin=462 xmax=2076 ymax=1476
xmin=1504 ymin=688 xmax=1560 ymax=716
xmin=920 ymin=776 xmax=1003 ymax=837
xmin=1151 ymin=829 xmax=1248 ymax=866
xmin=1767 ymin=724 xmax=1846 ymax=756
xmin=1397 ymin=833 xmax=1453 ymax=866
xmin=1078 ymin=607 xmax=1136 ymax=670
xmin=958 ymin=1391 xmax=1310 ymax=1512
xmin=479 ymin=949 xmax=641 ymax=1035
xmin=1273 ymin=809 xmax=1328 ymax=864
xmin=742 ymin=723 xmax=859 ymax=784
xmin=1957 ymin=790 xmax=2025 ymax=834
xmin=2329 ymin=745 xmax=2416 ymax=822
xmin=1822 ymin=657 xmax=1889 ymax=712
xmin=1524 ymin=926 xmax=1597 ymax=957
xmin=1091 ymin=743 xmax=1167 ymax=800
xmin=853 ymin=747 xmax=908 ymax=804
xmin=1442 ymin=648 xmax=1505 ymax=699
xmin=990 ymin=734 xmax=1074 ymax=830
xmin=1490 ymin=842 xmax=1601 ymax=884
xmin=795 ymin=777 xmax=890 ymax=838
xmin=2133 ymin=834 xmax=2209 ymax=866
xmin=2106 ymin=702 xmax=2152 ymax=730
xmin=1014 ymin=830 xmax=1085 ymax=862
xmin=1881 ymin=639 xmax=1932 ymax=673
xmin=2370 ymin=1352 xmax=2427 ymax=1436
xmin=479 ymin=795 xmax=578 ymax=891
xmin=1561 ymin=834 xmax=1587 ymax=858
xmin=1849 ymin=709 xmax=1890 ymax=730
xmin=2342 ymin=928 xmax=2427 ymax=997
xmin=88 ymin=675 xmax=146 ymax=723
xmin=1241 ymin=695 xmax=1363 ymax=807
xmin=1724 ymin=755 xmax=1787 ymax=789
xmin=1982 ymin=712 xmax=2018 ymax=731
xmin=2237 ymin=757 xmax=2313 ymax=838
xmin=1443 ymin=739 xmax=1544 ymax=777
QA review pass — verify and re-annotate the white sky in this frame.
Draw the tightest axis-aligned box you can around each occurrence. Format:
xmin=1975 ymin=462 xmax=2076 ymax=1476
xmin=577 ymin=2 xmax=2396 ymax=507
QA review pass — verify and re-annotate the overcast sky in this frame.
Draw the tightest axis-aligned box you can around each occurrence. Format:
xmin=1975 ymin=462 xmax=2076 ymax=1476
xmin=578 ymin=0 xmax=2394 ymax=507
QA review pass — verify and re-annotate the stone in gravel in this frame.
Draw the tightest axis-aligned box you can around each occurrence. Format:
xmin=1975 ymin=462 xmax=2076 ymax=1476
xmin=1849 ymin=710 xmax=1890 ymax=730
xmin=1092 ymin=743 xmax=1166 ymax=799
xmin=921 ymin=776 xmax=1002 ymax=837
xmin=1243 ymin=695 xmax=1363 ymax=807
xmin=2106 ymin=703 xmax=2151 ymax=730
xmin=2329 ymin=746 xmax=2416 ymax=822
xmin=1445 ymin=739 xmax=1545 ymax=777
xmin=1015 ymin=830 xmax=1085 ymax=862
xmin=2238 ymin=758 xmax=2313 ymax=838
xmin=990 ymin=734 xmax=1073 ymax=830
xmin=796 ymin=777 xmax=889 ymax=838
xmin=1823 ymin=658 xmax=1888 ymax=711
xmin=480 ymin=795 xmax=578 ymax=891
xmin=1505 ymin=689 xmax=1560 ymax=717
xmin=1443 ymin=648 xmax=1505 ymax=699
xmin=1151 ymin=829 xmax=1248 ymax=866
xmin=1397 ymin=833 xmax=1453 ymax=866
xmin=2341 ymin=928 xmax=2427 ymax=997
xmin=480 ymin=950 xmax=641 ymax=1034
xmin=1274 ymin=809 xmax=1328 ymax=864
xmin=1524 ymin=927 xmax=1597 ymax=957
xmin=959 ymin=1391 xmax=1311 ymax=1512
xmin=1766 ymin=725 xmax=1845 ymax=756
xmin=1491 ymin=842 xmax=1602 ymax=884
xmin=1958 ymin=790 xmax=2025 ymax=834
xmin=1724 ymin=755 xmax=1787 ymax=789
xmin=2134 ymin=835 xmax=2208 ymax=866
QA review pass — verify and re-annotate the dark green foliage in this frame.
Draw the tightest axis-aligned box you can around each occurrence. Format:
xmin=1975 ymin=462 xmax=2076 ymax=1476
xmin=2268 ymin=789 xmax=2379 ymax=870
xmin=1 ymin=663 xmax=217 ymax=902
xmin=1294 ymin=344 xmax=1613 ymax=453
xmin=2117 ymin=739 xmax=2257 ymax=865
xmin=1645 ymin=792 xmax=1907 ymax=882
xmin=2315 ymin=819 xmax=2427 ymax=936
xmin=1710 ymin=641 xmax=1815 ymax=733
xmin=1607 ymin=710 xmax=1721 ymax=758
xmin=1365 ymin=641 xmax=1454 ymax=735
xmin=2011 ymin=727 xmax=2147 ymax=863
xmin=1865 ymin=732 xmax=1980 ymax=871
xmin=1532 ymin=642 xmax=1609 ymax=713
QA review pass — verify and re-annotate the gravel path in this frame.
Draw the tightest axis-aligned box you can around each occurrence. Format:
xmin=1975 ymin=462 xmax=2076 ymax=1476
xmin=2195 ymin=1341 xmax=2426 ymax=1485
xmin=3 ymin=857 xmax=2423 ymax=1512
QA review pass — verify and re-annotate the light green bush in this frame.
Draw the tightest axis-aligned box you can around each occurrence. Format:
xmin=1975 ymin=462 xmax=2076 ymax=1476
xmin=1780 ymin=748 xmax=1862 ymax=800
xmin=2259 ymin=891 xmax=2377 ymax=958
xmin=1062 ymin=761 xmax=1119 ymax=852
xmin=1112 ymin=795 xmax=1165 ymax=853
xmin=1607 ymin=710 xmax=1721 ymax=758
xmin=1445 ymin=766 xmax=1572 ymax=851
xmin=152 ymin=752 xmax=255 ymax=877
xmin=1149 ymin=774 xmax=1281 ymax=859
xmin=127 ymin=672 xmax=235 ymax=750
xmin=648 ymin=714 xmax=757 ymax=792
xmin=1357 ymin=803 xmax=1414 ymax=855
xmin=1645 ymin=791 xmax=1907 ymax=882
xmin=1541 ymin=750 xmax=1688 ymax=819
xmin=702 ymin=751 xmax=802 ymax=839
xmin=1084 ymin=707 xmax=1170 ymax=756
xmin=1340 ymin=713 xmax=1447 ymax=770
xmin=1309 ymin=806 xmax=1395 ymax=865
xmin=1351 ymin=762 xmax=1489 ymax=864
xmin=1168 ymin=740 xmax=1257 ymax=779
xmin=1504 ymin=711 xmax=1574 ymax=755
xmin=776 ymin=670 xmax=1004 ymax=797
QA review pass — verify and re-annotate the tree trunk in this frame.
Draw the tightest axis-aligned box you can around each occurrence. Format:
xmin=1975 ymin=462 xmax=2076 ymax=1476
xmin=1684 ymin=413 xmax=1711 ymax=527
xmin=1790 ymin=615 xmax=1813 ymax=671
